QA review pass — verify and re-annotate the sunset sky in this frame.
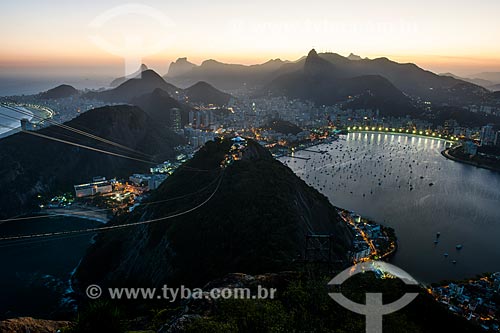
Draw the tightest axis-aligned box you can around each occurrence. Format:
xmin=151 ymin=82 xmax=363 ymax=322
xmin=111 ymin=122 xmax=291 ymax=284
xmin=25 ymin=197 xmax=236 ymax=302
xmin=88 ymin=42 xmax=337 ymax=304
xmin=1 ymin=0 xmax=499 ymax=78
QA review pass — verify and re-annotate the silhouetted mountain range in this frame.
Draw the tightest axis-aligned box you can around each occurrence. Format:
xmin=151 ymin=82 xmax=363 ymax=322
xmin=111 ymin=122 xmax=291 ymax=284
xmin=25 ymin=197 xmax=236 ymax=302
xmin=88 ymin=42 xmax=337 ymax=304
xmin=265 ymin=49 xmax=417 ymax=116
xmin=89 ymin=70 xmax=232 ymax=107
xmin=347 ymin=53 xmax=364 ymax=61
xmin=164 ymin=58 xmax=289 ymax=90
xmin=470 ymin=72 xmax=500 ymax=84
xmin=85 ymin=70 xmax=179 ymax=103
xmin=302 ymin=52 xmax=491 ymax=105
xmin=164 ymin=50 xmax=493 ymax=108
xmin=73 ymin=138 xmax=353 ymax=289
xmin=0 ymin=105 xmax=183 ymax=218
xmin=39 ymin=84 xmax=78 ymax=99
xmin=490 ymin=83 xmax=500 ymax=92
xmin=440 ymin=73 xmax=494 ymax=89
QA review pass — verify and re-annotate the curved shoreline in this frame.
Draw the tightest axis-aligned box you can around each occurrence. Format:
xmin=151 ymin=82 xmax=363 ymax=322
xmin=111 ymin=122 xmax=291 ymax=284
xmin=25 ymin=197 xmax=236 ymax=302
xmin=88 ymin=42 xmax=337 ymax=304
xmin=441 ymin=148 xmax=500 ymax=173
xmin=0 ymin=103 xmax=54 ymax=139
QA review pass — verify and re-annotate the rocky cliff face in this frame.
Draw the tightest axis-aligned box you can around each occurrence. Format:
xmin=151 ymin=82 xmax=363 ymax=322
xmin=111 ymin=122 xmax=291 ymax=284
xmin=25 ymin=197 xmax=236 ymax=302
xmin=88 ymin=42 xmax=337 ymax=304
xmin=167 ymin=58 xmax=197 ymax=78
xmin=72 ymin=139 xmax=353 ymax=292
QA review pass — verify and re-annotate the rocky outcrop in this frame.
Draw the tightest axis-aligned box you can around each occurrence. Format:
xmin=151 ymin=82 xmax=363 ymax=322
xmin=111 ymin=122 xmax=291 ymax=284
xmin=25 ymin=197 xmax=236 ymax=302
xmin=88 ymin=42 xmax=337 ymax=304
xmin=0 ymin=317 xmax=72 ymax=333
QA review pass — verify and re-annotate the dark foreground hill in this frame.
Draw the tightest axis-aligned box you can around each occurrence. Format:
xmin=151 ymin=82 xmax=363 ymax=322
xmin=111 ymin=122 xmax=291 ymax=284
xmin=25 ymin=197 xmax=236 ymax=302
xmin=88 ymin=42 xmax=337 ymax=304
xmin=265 ymin=119 xmax=303 ymax=135
xmin=73 ymin=138 xmax=353 ymax=290
xmin=131 ymin=88 xmax=192 ymax=128
xmin=10 ymin=271 xmax=485 ymax=332
xmin=184 ymin=81 xmax=232 ymax=105
xmin=171 ymin=272 xmax=483 ymax=333
xmin=0 ymin=105 xmax=183 ymax=218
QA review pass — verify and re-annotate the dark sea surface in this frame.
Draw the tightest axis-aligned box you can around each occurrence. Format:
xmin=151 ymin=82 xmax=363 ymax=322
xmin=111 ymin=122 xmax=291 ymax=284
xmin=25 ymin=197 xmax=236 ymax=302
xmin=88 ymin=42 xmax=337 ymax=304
xmin=280 ymin=132 xmax=500 ymax=283
xmin=0 ymin=216 xmax=100 ymax=319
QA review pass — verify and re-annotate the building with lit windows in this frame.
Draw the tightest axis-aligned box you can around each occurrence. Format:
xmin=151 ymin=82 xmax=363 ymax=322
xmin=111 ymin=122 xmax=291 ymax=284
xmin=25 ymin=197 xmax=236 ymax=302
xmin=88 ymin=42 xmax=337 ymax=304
xmin=74 ymin=178 xmax=113 ymax=198
xmin=480 ymin=124 xmax=495 ymax=146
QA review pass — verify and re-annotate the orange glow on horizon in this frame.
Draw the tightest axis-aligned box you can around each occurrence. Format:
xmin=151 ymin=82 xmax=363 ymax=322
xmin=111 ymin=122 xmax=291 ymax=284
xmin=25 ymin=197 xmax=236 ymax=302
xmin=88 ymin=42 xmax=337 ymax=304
xmin=1 ymin=1 xmax=499 ymax=77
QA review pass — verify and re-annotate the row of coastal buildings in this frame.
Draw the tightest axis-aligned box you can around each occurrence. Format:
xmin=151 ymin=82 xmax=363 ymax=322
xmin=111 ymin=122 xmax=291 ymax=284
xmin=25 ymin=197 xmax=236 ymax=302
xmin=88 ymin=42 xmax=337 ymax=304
xmin=462 ymin=124 xmax=500 ymax=157
xmin=431 ymin=273 xmax=500 ymax=331
xmin=346 ymin=213 xmax=384 ymax=262
xmin=73 ymin=153 xmax=192 ymax=198
xmin=73 ymin=175 xmax=167 ymax=198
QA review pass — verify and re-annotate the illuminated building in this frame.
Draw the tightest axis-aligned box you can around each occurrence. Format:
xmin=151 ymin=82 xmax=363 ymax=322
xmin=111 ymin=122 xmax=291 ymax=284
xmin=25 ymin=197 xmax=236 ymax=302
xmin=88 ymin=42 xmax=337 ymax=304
xmin=74 ymin=177 xmax=113 ymax=198
xmin=170 ymin=108 xmax=182 ymax=132
xmin=480 ymin=124 xmax=495 ymax=146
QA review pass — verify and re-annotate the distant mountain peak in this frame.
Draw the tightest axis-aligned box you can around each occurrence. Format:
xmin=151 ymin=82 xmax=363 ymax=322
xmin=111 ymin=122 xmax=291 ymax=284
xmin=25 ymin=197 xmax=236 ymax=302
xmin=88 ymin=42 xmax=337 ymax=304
xmin=85 ymin=69 xmax=180 ymax=102
xmin=167 ymin=58 xmax=197 ymax=78
xmin=185 ymin=81 xmax=232 ymax=105
xmin=307 ymin=49 xmax=318 ymax=58
xmin=174 ymin=57 xmax=190 ymax=63
xmin=191 ymin=81 xmax=211 ymax=87
xmin=304 ymin=49 xmax=335 ymax=76
xmin=39 ymin=84 xmax=78 ymax=99
xmin=140 ymin=69 xmax=163 ymax=80
xmin=109 ymin=64 xmax=149 ymax=87
xmin=124 ymin=63 xmax=149 ymax=76
xmin=201 ymin=59 xmax=224 ymax=67
xmin=347 ymin=53 xmax=363 ymax=61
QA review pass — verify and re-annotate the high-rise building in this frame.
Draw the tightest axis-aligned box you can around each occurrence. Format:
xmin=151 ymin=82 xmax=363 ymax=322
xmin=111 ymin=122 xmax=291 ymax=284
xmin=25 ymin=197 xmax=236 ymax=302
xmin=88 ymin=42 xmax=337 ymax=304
xmin=169 ymin=108 xmax=182 ymax=132
xmin=208 ymin=110 xmax=214 ymax=126
xmin=201 ymin=112 xmax=208 ymax=127
xmin=188 ymin=110 xmax=194 ymax=125
xmin=195 ymin=111 xmax=201 ymax=128
xmin=191 ymin=136 xmax=199 ymax=147
xmin=463 ymin=141 xmax=478 ymax=156
xmin=480 ymin=124 xmax=495 ymax=146
xmin=495 ymin=131 xmax=500 ymax=147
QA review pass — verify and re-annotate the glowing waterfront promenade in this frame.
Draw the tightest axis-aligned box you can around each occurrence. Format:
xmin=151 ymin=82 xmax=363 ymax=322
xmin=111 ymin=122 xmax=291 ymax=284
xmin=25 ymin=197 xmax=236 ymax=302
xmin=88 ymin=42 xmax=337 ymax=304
xmin=347 ymin=126 xmax=459 ymax=142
